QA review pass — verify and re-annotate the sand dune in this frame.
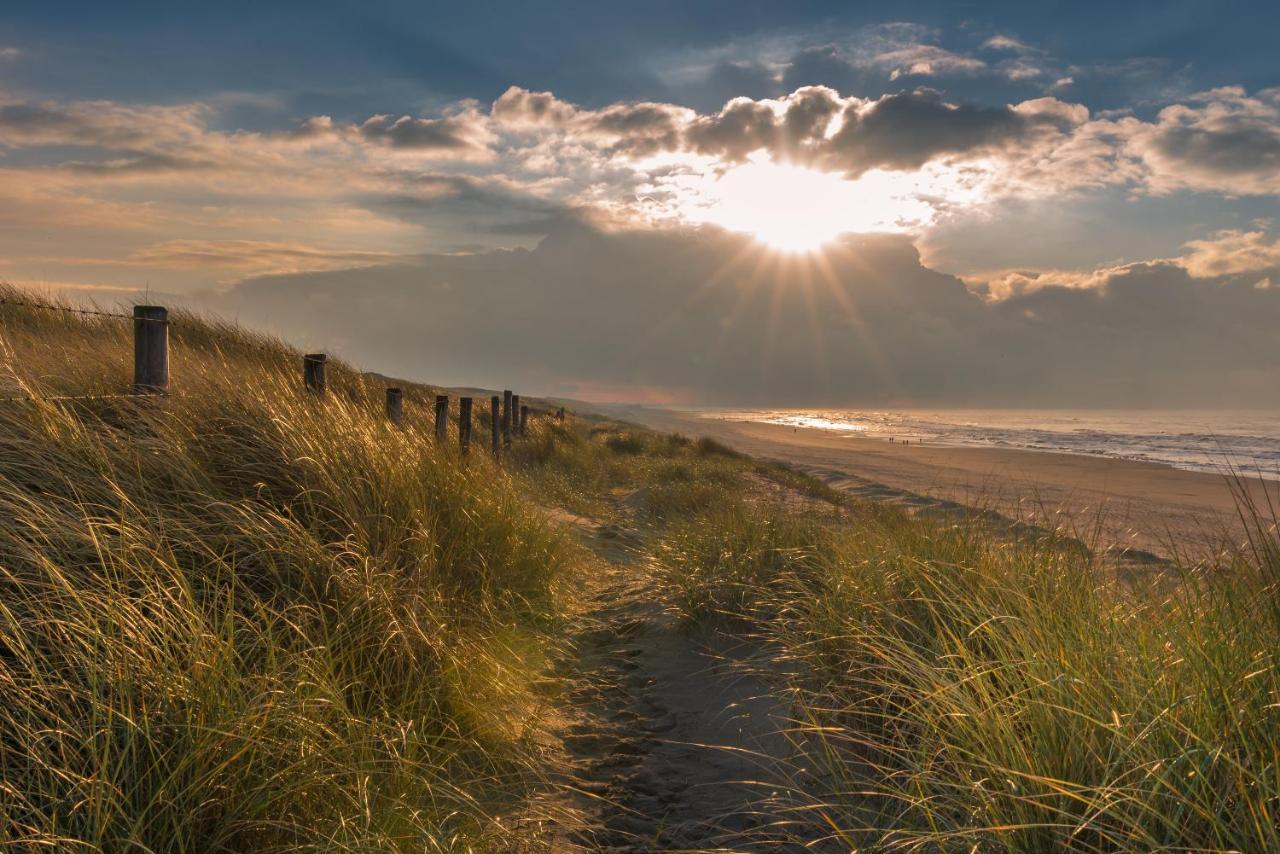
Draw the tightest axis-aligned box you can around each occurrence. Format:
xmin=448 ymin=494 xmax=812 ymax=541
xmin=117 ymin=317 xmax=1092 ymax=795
xmin=603 ymin=405 xmax=1277 ymax=563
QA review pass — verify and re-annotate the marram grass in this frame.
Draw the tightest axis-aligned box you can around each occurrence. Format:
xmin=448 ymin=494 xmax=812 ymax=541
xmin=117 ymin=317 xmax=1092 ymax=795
xmin=654 ymin=491 xmax=1280 ymax=850
xmin=0 ymin=287 xmax=573 ymax=850
xmin=5 ymin=285 xmax=1280 ymax=852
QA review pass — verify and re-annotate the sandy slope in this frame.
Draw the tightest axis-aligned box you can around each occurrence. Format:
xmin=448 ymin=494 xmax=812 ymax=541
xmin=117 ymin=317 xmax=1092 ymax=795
xmin=601 ymin=406 xmax=1277 ymax=562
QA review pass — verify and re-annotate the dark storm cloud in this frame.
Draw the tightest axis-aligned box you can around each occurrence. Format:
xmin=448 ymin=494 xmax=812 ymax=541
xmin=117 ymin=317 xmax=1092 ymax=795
xmin=218 ymin=222 xmax=1280 ymax=407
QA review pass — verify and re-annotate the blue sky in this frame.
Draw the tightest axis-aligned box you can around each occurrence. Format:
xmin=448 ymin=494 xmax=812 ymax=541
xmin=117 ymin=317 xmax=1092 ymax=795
xmin=5 ymin=1 xmax=1277 ymax=112
xmin=1 ymin=1 xmax=1278 ymax=403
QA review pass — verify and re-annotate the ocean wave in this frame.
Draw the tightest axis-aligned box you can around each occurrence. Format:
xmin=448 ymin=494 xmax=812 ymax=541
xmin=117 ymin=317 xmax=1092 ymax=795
xmin=700 ymin=408 xmax=1280 ymax=478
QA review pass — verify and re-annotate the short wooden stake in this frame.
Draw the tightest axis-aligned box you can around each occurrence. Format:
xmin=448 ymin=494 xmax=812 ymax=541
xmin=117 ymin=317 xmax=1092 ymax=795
xmin=386 ymin=387 xmax=403 ymax=427
xmin=434 ymin=395 xmax=449 ymax=442
xmin=511 ymin=394 xmax=520 ymax=438
xmin=458 ymin=396 xmax=472 ymax=455
xmin=557 ymin=406 xmax=565 ymax=422
xmin=490 ymin=395 xmax=501 ymax=459
xmin=132 ymin=305 xmax=168 ymax=394
xmin=502 ymin=389 xmax=513 ymax=447
xmin=304 ymin=353 xmax=327 ymax=395
xmin=519 ymin=404 xmax=529 ymax=436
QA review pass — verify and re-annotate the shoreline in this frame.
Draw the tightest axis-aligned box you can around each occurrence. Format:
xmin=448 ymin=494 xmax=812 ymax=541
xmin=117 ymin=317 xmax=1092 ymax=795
xmin=599 ymin=404 xmax=1277 ymax=563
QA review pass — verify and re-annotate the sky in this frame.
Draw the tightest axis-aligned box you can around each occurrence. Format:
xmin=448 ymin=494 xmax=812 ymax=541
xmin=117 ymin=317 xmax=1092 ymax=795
xmin=2 ymin=1 xmax=1279 ymax=406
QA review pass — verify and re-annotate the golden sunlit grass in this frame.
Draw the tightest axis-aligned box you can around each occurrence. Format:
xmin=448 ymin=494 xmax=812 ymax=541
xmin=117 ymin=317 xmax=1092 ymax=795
xmin=0 ymin=286 xmax=575 ymax=849
xmin=652 ymin=487 xmax=1280 ymax=850
xmin=5 ymin=283 xmax=1280 ymax=851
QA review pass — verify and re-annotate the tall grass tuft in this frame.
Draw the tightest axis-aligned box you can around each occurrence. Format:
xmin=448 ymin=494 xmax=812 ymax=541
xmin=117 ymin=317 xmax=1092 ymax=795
xmin=656 ymin=495 xmax=1280 ymax=850
xmin=0 ymin=287 xmax=572 ymax=850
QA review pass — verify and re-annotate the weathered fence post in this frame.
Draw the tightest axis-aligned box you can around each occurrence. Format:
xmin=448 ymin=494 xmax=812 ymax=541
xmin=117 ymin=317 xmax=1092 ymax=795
xmin=458 ymin=396 xmax=472 ymax=455
xmin=519 ymin=404 xmax=528 ymax=436
xmin=502 ymin=389 xmax=513 ymax=447
xmin=434 ymin=394 xmax=449 ymax=442
xmin=133 ymin=305 xmax=168 ymax=394
xmin=386 ymin=387 xmax=403 ymax=427
xmin=304 ymin=353 xmax=327 ymax=395
xmin=511 ymin=394 xmax=520 ymax=438
xmin=490 ymin=395 xmax=501 ymax=459
xmin=557 ymin=406 xmax=565 ymax=422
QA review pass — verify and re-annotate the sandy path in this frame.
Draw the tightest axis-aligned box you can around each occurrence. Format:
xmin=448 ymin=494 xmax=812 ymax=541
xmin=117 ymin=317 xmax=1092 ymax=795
xmin=603 ymin=406 xmax=1277 ymax=562
xmin=552 ymin=507 xmax=831 ymax=852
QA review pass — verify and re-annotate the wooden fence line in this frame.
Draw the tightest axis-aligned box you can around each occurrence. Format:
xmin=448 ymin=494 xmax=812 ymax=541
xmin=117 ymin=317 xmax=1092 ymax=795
xmin=1 ymin=301 xmax=568 ymax=460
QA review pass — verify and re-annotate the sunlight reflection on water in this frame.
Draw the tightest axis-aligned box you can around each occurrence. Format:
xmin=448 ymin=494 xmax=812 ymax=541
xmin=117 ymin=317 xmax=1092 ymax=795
xmin=697 ymin=408 xmax=1280 ymax=478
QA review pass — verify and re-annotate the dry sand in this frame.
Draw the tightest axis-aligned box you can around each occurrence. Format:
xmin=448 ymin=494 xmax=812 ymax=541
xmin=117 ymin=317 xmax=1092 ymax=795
xmin=603 ymin=405 xmax=1278 ymax=562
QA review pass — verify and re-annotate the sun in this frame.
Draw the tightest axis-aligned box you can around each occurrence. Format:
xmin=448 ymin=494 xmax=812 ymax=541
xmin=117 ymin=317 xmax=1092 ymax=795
xmin=670 ymin=156 xmax=938 ymax=252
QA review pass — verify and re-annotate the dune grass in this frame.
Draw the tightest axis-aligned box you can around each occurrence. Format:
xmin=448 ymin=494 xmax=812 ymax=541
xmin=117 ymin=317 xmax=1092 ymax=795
xmin=0 ymin=288 xmax=575 ymax=850
xmin=5 ymin=285 xmax=1279 ymax=851
xmin=654 ymin=484 xmax=1280 ymax=850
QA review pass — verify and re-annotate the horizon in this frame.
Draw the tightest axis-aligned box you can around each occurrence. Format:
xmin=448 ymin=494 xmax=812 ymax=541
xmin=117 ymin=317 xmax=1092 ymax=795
xmin=2 ymin=1 xmax=1279 ymax=406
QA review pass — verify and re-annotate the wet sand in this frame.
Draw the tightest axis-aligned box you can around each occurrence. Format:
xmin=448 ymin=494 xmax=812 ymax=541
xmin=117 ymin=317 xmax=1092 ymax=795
xmin=603 ymin=405 xmax=1277 ymax=562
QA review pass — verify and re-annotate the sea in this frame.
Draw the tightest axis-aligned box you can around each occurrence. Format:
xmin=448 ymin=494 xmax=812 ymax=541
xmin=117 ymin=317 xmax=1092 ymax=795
xmin=695 ymin=409 xmax=1280 ymax=478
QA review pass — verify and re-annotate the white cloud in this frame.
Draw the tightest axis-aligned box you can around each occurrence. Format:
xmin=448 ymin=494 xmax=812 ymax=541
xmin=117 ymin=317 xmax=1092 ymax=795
xmin=1120 ymin=87 xmax=1280 ymax=194
xmin=0 ymin=81 xmax=1277 ymax=293
xmin=1180 ymin=230 xmax=1280 ymax=277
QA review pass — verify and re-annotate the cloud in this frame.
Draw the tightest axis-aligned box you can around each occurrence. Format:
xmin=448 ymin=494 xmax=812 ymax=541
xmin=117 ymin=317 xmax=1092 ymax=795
xmin=672 ymin=86 xmax=1086 ymax=178
xmin=126 ymin=239 xmax=402 ymax=273
xmin=0 ymin=47 xmax=21 ymax=61
xmin=825 ymin=89 xmax=1033 ymax=173
xmin=0 ymin=98 xmax=208 ymax=149
xmin=1124 ymin=87 xmax=1280 ymax=194
xmin=875 ymin=45 xmax=986 ymax=79
xmin=491 ymin=86 xmax=578 ymax=127
xmin=357 ymin=111 xmax=491 ymax=153
xmin=63 ymin=153 xmax=216 ymax=176
xmin=1179 ymin=229 xmax=1280 ymax=277
xmin=1 ymin=80 xmax=1278 ymax=296
xmin=684 ymin=96 xmax=784 ymax=161
xmin=982 ymin=35 xmax=1036 ymax=54
xmin=215 ymin=221 xmax=1280 ymax=408
xmin=970 ymin=228 xmax=1280 ymax=299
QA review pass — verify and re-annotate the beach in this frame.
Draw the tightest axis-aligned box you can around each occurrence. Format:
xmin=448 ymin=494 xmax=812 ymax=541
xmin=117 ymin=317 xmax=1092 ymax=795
xmin=603 ymin=405 xmax=1277 ymax=562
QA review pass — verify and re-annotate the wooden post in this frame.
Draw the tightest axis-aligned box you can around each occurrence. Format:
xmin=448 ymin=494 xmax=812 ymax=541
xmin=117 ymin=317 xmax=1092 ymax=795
xmin=557 ymin=406 xmax=565 ymax=422
xmin=386 ymin=387 xmax=403 ymax=427
xmin=132 ymin=305 xmax=168 ymax=394
xmin=519 ymin=404 xmax=529 ymax=436
xmin=502 ymin=390 xmax=512 ymax=447
xmin=434 ymin=394 xmax=449 ymax=442
xmin=511 ymin=394 xmax=520 ymax=439
xmin=458 ymin=397 xmax=472 ymax=455
xmin=304 ymin=353 xmax=327 ymax=395
xmin=490 ymin=395 xmax=501 ymax=459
